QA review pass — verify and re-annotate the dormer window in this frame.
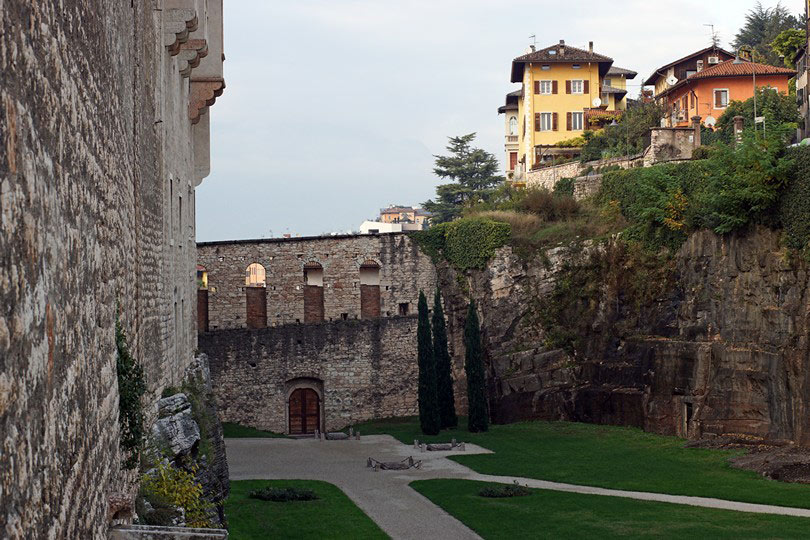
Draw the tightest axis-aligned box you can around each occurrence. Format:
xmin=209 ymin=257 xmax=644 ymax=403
xmin=572 ymin=64 xmax=581 ymax=69
xmin=542 ymin=65 xmax=551 ymax=70
xmin=549 ymin=49 xmax=557 ymax=55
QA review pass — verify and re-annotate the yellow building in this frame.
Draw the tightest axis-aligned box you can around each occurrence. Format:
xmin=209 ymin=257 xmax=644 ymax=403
xmin=510 ymin=40 xmax=635 ymax=169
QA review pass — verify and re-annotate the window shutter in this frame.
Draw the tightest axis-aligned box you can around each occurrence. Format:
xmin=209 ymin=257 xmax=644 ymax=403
xmin=534 ymin=81 xmax=540 ymax=94
xmin=553 ymin=112 xmax=559 ymax=131
xmin=566 ymin=112 xmax=572 ymax=131
xmin=552 ymin=80 xmax=558 ymax=94
xmin=535 ymin=113 xmax=541 ymax=131
xmin=715 ymin=91 xmax=721 ymax=108
xmin=583 ymin=80 xmax=590 ymax=94
xmin=565 ymin=80 xmax=571 ymax=94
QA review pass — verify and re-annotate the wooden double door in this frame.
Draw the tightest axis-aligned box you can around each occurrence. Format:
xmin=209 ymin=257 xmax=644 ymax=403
xmin=289 ymin=388 xmax=320 ymax=435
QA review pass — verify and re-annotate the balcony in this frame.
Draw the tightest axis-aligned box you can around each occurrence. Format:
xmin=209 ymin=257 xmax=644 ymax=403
xmin=506 ymin=135 xmax=518 ymax=143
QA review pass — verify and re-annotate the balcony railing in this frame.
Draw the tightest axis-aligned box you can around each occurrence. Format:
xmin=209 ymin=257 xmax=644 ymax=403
xmin=506 ymin=135 xmax=518 ymax=143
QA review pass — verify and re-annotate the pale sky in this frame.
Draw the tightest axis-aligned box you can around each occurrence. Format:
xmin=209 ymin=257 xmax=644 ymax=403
xmin=196 ymin=0 xmax=799 ymax=240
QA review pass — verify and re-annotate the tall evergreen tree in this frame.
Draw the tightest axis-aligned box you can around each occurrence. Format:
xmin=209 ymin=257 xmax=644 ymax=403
xmin=732 ymin=2 xmax=801 ymax=66
xmin=417 ymin=290 xmax=440 ymax=435
xmin=433 ymin=289 xmax=457 ymax=429
xmin=464 ymin=300 xmax=488 ymax=433
xmin=423 ymin=133 xmax=504 ymax=223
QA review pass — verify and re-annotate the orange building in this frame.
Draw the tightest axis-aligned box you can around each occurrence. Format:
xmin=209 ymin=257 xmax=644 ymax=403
xmin=656 ymin=59 xmax=795 ymax=127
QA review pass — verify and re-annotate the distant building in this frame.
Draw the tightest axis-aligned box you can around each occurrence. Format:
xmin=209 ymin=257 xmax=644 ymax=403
xmin=497 ymin=90 xmax=521 ymax=175
xmin=359 ymin=221 xmax=403 ymax=234
xmin=509 ymin=39 xmax=636 ymax=171
xmin=359 ymin=206 xmax=431 ymax=235
xmin=644 ymin=46 xmax=736 ymax=103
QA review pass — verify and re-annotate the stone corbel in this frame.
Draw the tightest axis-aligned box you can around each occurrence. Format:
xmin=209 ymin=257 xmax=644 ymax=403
xmin=189 ymin=77 xmax=225 ymax=125
xmin=163 ymin=8 xmax=198 ymax=56
xmin=178 ymin=39 xmax=209 ymax=78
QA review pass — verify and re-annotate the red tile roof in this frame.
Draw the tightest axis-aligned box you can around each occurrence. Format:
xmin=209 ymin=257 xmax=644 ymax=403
xmin=511 ymin=40 xmax=613 ymax=82
xmin=643 ymin=46 xmax=736 ymax=86
xmin=658 ymin=59 xmax=796 ymax=98
xmin=687 ymin=59 xmax=796 ymax=79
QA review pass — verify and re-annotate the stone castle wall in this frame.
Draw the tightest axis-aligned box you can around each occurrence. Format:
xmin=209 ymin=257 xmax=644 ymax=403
xmin=197 ymin=233 xmax=439 ymax=433
xmin=197 ymin=233 xmax=437 ymax=330
xmin=201 ymin=318 xmax=421 ymax=433
xmin=0 ymin=1 xmax=224 ymax=537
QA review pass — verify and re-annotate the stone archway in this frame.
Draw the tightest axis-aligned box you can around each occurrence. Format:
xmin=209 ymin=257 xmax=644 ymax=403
xmin=286 ymin=378 xmax=324 ymax=435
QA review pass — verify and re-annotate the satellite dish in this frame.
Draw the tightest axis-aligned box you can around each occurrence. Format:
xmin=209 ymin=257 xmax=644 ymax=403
xmin=666 ymin=75 xmax=679 ymax=86
xmin=592 ymin=97 xmax=602 ymax=107
xmin=705 ymin=116 xmax=716 ymax=128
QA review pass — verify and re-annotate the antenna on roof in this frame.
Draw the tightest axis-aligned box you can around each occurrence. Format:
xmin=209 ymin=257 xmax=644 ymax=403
xmin=703 ymin=24 xmax=719 ymax=48
xmin=529 ymin=34 xmax=536 ymax=46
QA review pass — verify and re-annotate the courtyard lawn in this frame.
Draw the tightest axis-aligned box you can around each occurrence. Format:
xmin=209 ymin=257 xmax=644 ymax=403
xmin=411 ymin=479 xmax=810 ymax=539
xmin=222 ymin=422 xmax=286 ymax=438
xmin=226 ymin=479 xmax=387 ymax=540
xmin=354 ymin=417 xmax=810 ymax=509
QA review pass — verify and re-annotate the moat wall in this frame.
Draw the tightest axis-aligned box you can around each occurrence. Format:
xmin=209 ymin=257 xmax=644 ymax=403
xmin=439 ymin=227 xmax=810 ymax=445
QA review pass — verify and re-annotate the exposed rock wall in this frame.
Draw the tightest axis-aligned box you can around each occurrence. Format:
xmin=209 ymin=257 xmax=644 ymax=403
xmin=0 ymin=1 xmax=224 ymax=537
xmin=439 ymin=227 xmax=810 ymax=445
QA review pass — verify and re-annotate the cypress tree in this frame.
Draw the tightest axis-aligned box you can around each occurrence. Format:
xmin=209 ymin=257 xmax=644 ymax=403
xmin=464 ymin=300 xmax=488 ymax=432
xmin=433 ymin=289 xmax=457 ymax=429
xmin=417 ymin=290 xmax=440 ymax=435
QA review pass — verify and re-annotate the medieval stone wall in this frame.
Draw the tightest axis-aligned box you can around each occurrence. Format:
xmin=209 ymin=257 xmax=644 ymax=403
xmin=201 ymin=318 xmax=421 ymax=433
xmin=0 ymin=1 xmax=224 ymax=537
xmin=197 ymin=233 xmax=437 ymax=330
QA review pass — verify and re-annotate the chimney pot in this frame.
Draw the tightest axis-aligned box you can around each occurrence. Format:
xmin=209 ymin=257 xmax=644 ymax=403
xmin=560 ymin=39 xmax=565 ymax=45
xmin=589 ymin=41 xmax=593 ymax=53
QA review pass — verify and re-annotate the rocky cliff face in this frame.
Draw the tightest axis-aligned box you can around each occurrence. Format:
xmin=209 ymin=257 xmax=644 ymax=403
xmin=439 ymin=227 xmax=810 ymax=445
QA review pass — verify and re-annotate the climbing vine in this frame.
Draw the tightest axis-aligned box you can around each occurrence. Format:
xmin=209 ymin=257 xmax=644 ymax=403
xmin=116 ymin=316 xmax=147 ymax=469
xmin=411 ymin=217 xmax=511 ymax=271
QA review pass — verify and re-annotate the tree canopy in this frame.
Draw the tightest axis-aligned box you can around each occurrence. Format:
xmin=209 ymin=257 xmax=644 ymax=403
xmin=716 ymin=87 xmax=799 ymax=142
xmin=770 ymin=28 xmax=807 ymax=68
xmin=732 ymin=1 xmax=802 ymax=66
xmin=580 ymin=100 xmax=667 ymax=162
xmin=423 ymin=133 xmax=503 ymax=223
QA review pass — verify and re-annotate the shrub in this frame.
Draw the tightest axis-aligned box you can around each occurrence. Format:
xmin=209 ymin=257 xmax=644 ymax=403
xmin=478 ymin=483 xmax=532 ymax=498
xmin=518 ymin=188 xmax=580 ymax=222
xmin=116 ymin=317 xmax=147 ymax=469
xmin=779 ymin=145 xmax=810 ymax=251
xmin=140 ymin=461 xmax=213 ymax=528
xmin=474 ymin=211 xmax=544 ymax=239
xmin=249 ymin=486 xmax=319 ymax=502
xmin=553 ymin=177 xmax=576 ymax=197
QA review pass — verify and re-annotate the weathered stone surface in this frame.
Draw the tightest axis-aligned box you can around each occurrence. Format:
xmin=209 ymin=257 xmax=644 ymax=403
xmin=201 ymin=317 xmax=423 ymax=434
xmin=438 ymin=227 xmax=810 ymax=445
xmin=159 ymin=394 xmax=193 ymax=417
xmin=152 ymin=396 xmax=201 ymax=457
xmin=0 ymin=1 xmax=225 ymax=536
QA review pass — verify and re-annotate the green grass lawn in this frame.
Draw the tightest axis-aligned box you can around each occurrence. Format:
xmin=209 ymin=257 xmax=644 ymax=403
xmin=354 ymin=416 xmax=810 ymax=509
xmin=222 ymin=422 xmax=286 ymax=438
xmin=226 ymin=480 xmax=387 ymax=539
xmin=412 ymin=479 xmax=810 ymax=539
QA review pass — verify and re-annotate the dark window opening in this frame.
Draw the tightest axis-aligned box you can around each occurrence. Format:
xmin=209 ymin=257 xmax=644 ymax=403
xmin=398 ymin=303 xmax=409 ymax=316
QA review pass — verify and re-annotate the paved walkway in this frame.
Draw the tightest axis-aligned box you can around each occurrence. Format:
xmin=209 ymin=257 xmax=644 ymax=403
xmin=227 ymin=435 xmax=810 ymax=539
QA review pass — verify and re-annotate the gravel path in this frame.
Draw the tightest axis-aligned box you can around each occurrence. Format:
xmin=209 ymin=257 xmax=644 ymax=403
xmin=226 ymin=434 xmax=810 ymax=539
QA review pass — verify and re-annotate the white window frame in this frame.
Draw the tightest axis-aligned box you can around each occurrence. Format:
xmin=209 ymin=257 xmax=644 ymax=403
xmin=539 ymin=80 xmax=553 ymax=94
xmin=570 ymin=111 xmax=584 ymax=131
xmin=539 ymin=112 xmax=553 ymax=131
xmin=713 ymin=88 xmax=729 ymax=109
xmin=571 ymin=79 xmax=584 ymax=94
xmin=508 ymin=116 xmax=518 ymax=135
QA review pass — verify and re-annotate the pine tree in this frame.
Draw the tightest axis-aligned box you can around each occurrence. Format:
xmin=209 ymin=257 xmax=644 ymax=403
xmin=417 ymin=290 xmax=440 ymax=435
xmin=464 ymin=300 xmax=488 ymax=432
xmin=433 ymin=289 xmax=457 ymax=429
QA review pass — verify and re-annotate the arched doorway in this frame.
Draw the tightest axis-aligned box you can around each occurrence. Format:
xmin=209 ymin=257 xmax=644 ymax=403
xmin=288 ymin=388 xmax=320 ymax=435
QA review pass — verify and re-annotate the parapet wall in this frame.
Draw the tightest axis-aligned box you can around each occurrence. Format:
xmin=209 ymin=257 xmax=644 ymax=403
xmin=197 ymin=233 xmax=437 ymax=330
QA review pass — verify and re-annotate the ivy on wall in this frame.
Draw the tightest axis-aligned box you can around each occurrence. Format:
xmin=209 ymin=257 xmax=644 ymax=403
xmin=779 ymin=146 xmax=810 ymax=255
xmin=116 ymin=317 xmax=146 ymax=469
xmin=412 ymin=217 xmax=511 ymax=271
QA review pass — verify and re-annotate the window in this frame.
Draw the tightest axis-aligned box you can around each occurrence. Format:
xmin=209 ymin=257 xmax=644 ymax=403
xmin=572 ymin=64 xmax=581 ymax=69
xmin=604 ymin=78 xmax=612 ymax=87
xmin=541 ymin=64 xmax=551 ymax=70
xmin=714 ymin=89 xmax=729 ymax=109
xmin=571 ymin=80 xmax=584 ymax=94
xmin=539 ymin=80 xmax=553 ymax=94
xmin=398 ymin=303 xmax=410 ymax=316
xmin=508 ymin=116 xmax=518 ymax=135
xmin=601 ymin=93 xmax=609 ymax=107
xmin=571 ymin=112 xmax=583 ymax=131
xmin=245 ymin=263 xmax=266 ymax=287
xmin=539 ymin=112 xmax=553 ymax=131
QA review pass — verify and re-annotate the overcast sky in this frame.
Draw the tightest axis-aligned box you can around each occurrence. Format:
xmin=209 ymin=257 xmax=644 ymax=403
xmin=195 ymin=0 xmax=799 ymax=241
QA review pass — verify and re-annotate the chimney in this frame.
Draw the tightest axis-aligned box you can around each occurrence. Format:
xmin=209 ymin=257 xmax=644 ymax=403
xmin=530 ymin=44 xmax=536 ymax=52
xmin=589 ymin=41 xmax=593 ymax=53
xmin=559 ymin=39 xmax=565 ymax=56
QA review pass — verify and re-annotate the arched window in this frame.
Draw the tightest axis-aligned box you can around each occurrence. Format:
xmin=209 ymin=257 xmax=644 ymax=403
xmin=303 ymin=262 xmax=324 ymax=323
xmin=509 ymin=116 xmax=518 ymax=135
xmin=245 ymin=262 xmax=266 ymax=287
xmin=197 ymin=265 xmax=209 ymax=333
xmin=245 ymin=263 xmax=267 ymax=328
xmin=359 ymin=260 xmax=381 ymax=319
